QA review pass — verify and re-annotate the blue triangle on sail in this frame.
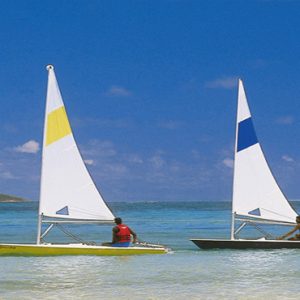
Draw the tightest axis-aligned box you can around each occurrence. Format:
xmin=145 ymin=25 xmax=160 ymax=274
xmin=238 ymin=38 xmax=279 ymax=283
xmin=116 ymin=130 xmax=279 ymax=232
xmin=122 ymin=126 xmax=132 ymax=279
xmin=56 ymin=206 xmax=69 ymax=215
xmin=237 ymin=117 xmax=258 ymax=152
xmin=248 ymin=208 xmax=261 ymax=216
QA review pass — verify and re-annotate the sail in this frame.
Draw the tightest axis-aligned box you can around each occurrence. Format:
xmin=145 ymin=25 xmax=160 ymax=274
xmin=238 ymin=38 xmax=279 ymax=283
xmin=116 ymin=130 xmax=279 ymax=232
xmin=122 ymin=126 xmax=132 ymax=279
xmin=38 ymin=65 xmax=115 ymax=221
xmin=232 ymin=79 xmax=297 ymax=224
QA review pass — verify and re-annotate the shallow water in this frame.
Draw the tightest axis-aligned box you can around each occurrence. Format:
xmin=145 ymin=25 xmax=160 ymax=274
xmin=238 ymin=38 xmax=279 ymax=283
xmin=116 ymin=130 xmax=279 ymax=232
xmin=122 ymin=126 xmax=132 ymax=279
xmin=1 ymin=201 xmax=300 ymax=299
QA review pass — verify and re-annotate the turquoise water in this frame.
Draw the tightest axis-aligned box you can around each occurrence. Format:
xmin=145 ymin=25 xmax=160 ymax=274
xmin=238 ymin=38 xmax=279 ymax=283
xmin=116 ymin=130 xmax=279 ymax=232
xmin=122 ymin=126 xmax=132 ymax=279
xmin=1 ymin=201 xmax=300 ymax=299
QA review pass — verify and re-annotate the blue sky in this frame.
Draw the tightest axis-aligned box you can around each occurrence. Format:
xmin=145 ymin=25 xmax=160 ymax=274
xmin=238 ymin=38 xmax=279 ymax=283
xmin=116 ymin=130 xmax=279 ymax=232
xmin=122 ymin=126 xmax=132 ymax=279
xmin=1 ymin=0 xmax=300 ymax=201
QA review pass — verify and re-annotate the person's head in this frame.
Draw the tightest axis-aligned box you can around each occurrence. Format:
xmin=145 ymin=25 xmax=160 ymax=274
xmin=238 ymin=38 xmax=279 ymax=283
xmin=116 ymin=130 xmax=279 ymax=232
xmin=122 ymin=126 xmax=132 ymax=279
xmin=296 ymin=216 xmax=300 ymax=224
xmin=114 ymin=217 xmax=122 ymax=225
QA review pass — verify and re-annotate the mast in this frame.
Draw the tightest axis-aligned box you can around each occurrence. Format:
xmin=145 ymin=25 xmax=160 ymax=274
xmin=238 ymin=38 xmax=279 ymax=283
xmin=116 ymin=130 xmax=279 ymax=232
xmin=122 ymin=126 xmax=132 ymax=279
xmin=37 ymin=65 xmax=53 ymax=244
xmin=230 ymin=78 xmax=240 ymax=240
xmin=36 ymin=213 xmax=42 ymax=244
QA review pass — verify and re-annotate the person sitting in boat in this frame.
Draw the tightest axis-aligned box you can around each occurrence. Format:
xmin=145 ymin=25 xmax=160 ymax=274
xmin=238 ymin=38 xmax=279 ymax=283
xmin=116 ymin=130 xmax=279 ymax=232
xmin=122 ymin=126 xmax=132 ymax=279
xmin=278 ymin=216 xmax=300 ymax=240
xmin=102 ymin=217 xmax=137 ymax=247
xmin=111 ymin=217 xmax=137 ymax=247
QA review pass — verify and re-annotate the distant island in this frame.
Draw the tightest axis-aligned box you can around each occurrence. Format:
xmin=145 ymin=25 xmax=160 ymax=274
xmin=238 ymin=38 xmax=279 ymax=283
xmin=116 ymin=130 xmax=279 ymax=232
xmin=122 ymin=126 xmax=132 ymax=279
xmin=0 ymin=193 xmax=28 ymax=203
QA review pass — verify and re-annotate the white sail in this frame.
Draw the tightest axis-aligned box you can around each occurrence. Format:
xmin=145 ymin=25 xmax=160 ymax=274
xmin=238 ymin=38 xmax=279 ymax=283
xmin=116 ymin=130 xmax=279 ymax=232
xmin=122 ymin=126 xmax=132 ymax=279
xmin=232 ymin=79 xmax=297 ymax=224
xmin=38 ymin=65 xmax=115 ymax=221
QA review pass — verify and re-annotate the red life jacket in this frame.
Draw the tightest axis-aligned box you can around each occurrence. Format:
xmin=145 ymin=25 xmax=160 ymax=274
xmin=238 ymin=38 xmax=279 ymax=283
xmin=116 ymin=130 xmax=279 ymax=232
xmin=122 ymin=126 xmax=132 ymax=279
xmin=116 ymin=224 xmax=131 ymax=243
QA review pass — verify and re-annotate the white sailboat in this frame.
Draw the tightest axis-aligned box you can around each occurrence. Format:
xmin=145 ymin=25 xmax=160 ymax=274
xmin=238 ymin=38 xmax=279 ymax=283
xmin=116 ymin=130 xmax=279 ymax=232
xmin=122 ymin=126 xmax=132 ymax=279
xmin=0 ymin=65 xmax=167 ymax=256
xmin=191 ymin=79 xmax=300 ymax=249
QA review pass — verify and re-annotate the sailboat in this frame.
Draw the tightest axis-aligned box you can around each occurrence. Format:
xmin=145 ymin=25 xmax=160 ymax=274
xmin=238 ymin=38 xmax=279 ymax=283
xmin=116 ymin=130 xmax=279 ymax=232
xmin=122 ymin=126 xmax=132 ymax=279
xmin=191 ymin=79 xmax=300 ymax=249
xmin=0 ymin=65 xmax=167 ymax=256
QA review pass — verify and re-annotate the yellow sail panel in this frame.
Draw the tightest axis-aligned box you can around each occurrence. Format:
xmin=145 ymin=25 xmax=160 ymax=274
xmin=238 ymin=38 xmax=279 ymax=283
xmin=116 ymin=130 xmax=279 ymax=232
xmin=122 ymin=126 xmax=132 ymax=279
xmin=46 ymin=106 xmax=72 ymax=146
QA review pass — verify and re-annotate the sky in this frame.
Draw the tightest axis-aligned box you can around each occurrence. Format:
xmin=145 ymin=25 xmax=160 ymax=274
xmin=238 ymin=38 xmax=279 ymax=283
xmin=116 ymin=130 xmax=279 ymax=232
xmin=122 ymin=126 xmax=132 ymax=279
xmin=1 ymin=0 xmax=300 ymax=201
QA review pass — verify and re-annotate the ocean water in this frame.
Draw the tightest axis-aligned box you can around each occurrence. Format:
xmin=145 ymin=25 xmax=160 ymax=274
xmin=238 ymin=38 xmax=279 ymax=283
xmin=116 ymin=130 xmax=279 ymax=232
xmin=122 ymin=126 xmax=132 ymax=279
xmin=1 ymin=201 xmax=300 ymax=299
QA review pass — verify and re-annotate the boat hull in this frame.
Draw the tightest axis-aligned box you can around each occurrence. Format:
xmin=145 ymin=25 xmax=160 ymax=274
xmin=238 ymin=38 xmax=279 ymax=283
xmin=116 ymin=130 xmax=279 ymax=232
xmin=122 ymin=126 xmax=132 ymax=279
xmin=190 ymin=239 xmax=300 ymax=249
xmin=0 ymin=243 xmax=167 ymax=256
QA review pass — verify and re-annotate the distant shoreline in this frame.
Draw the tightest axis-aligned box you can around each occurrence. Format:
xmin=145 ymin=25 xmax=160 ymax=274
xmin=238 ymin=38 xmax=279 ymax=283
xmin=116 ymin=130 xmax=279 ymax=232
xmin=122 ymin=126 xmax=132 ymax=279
xmin=0 ymin=200 xmax=27 ymax=203
xmin=0 ymin=194 xmax=29 ymax=203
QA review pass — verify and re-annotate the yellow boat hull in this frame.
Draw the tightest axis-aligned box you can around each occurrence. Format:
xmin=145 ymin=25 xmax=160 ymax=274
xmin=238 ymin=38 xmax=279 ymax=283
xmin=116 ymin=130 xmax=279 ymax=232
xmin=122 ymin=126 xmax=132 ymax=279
xmin=0 ymin=243 xmax=167 ymax=256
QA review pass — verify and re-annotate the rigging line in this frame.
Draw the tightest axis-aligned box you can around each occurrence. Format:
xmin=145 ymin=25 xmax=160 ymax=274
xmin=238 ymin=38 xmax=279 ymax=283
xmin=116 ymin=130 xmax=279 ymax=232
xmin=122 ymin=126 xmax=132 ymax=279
xmin=55 ymin=223 xmax=96 ymax=245
xmin=260 ymin=207 xmax=296 ymax=220
xmin=41 ymin=224 xmax=54 ymax=239
xmin=248 ymin=222 xmax=274 ymax=239
xmin=68 ymin=206 xmax=111 ymax=218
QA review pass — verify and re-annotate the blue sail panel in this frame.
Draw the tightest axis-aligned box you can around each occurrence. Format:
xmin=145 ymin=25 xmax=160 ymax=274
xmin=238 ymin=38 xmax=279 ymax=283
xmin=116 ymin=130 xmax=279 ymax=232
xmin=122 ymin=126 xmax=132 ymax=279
xmin=248 ymin=208 xmax=261 ymax=216
xmin=56 ymin=206 xmax=69 ymax=215
xmin=237 ymin=117 xmax=258 ymax=152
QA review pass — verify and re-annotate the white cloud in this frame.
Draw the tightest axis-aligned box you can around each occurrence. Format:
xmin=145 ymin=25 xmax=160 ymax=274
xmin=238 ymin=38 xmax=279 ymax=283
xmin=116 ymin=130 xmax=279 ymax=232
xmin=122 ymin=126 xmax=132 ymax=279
xmin=128 ymin=154 xmax=143 ymax=164
xmin=107 ymin=164 xmax=127 ymax=175
xmin=106 ymin=85 xmax=132 ymax=97
xmin=84 ymin=159 xmax=94 ymax=165
xmin=276 ymin=116 xmax=294 ymax=125
xmin=3 ymin=123 xmax=18 ymax=133
xmin=222 ymin=158 xmax=234 ymax=168
xmin=82 ymin=140 xmax=117 ymax=157
xmin=149 ymin=155 xmax=165 ymax=169
xmin=14 ymin=140 xmax=40 ymax=154
xmin=205 ymin=76 xmax=237 ymax=90
xmin=0 ymin=171 xmax=18 ymax=179
xmin=282 ymin=155 xmax=294 ymax=162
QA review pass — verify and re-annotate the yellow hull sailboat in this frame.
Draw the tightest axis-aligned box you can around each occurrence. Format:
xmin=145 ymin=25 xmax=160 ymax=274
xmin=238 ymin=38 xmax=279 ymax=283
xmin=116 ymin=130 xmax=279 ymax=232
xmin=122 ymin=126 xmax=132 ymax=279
xmin=0 ymin=243 xmax=166 ymax=256
xmin=0 ymin=66 xmax=167 ymax=256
